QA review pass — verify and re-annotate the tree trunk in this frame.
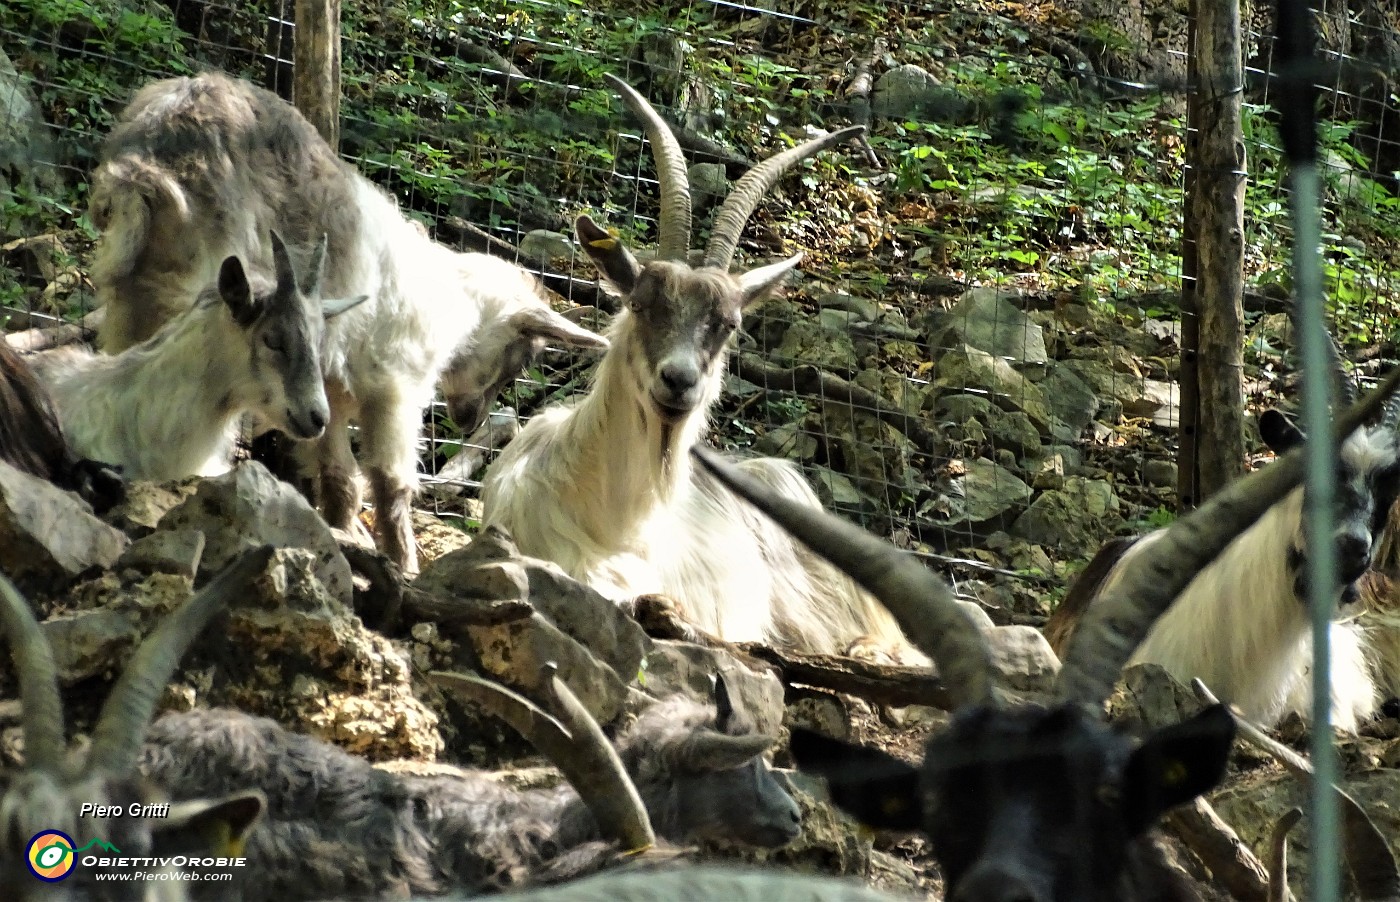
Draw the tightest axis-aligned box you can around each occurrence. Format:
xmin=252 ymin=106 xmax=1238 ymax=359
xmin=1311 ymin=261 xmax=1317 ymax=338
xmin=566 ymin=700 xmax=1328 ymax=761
xmin=293 ymin=0 xmax=341 ymax=151
xmin=1185 ymin=0 xmax=1247 ymax=502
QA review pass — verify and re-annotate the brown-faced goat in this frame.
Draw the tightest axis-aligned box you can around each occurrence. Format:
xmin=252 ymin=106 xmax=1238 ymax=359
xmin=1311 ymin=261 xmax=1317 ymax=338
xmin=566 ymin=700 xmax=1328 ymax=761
xmin=1044 ymin=323 xmax=1399 ymax=733
xmin=481 ymin=76 xmax=909 ymax=658
xmin=691 ymin=359 xmax=1400 ymax=902
xmin=0 ymin=548 xmax=271 ymax=901
xmin=25 ymin=232 xmax=363 ymax=483
xmin=90 ymin=70 xmax=607 ymax=572
xmin=0 ymin=341 xmax=124 ymax=513
xmin=136 ymin=674 xmax=799 ymax=899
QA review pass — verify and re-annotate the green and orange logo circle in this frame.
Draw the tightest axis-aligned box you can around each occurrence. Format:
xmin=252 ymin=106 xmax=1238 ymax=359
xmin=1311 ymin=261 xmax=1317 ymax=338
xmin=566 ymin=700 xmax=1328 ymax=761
xmin=26 ymin=830 xmax=76 ymax=881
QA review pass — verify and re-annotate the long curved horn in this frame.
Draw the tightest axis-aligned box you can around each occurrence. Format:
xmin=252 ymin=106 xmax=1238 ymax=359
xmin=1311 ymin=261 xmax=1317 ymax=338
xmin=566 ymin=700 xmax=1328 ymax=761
xmin=690 ymin=446 xmax=993 ymax=708
xmin=430 ymin=666 xmax=655 ymax=851
xmin=0 ymin=573 xmax=65 ymax=772
xmin=268 ymin=230 xmax=297 ymax=296
xmin=1057 ymin=364 xmax=1400 ymax=708
xmin=603 ymin=73 xmax=692 ymax=262
xmin=302 ymin=232 xmax=330 ymax=298
xmin=701 ymin=125 xmax=865 ymax=271
xmin=86 ymin=545 xmax=274 ymax=775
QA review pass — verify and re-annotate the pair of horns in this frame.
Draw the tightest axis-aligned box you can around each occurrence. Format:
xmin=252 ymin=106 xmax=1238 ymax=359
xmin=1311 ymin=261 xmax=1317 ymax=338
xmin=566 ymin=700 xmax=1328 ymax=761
xmin=603 ymin=73 xmax=863 ymax=270
xmin=269 ymin=230 xmax=329 ymax=299
xmin=694 ymin=362 xmax=1400 ymax=711
xmin=1 ymin=546 xmax=272 ymax=777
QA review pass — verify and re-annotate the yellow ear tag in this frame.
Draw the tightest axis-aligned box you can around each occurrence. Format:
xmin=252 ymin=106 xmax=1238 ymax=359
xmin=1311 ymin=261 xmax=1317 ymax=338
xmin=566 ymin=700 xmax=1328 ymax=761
xmin=588 ymin=237 xmax=619 ymax=251
xmin=1161 ymin=759 xmax=1188 ymax=787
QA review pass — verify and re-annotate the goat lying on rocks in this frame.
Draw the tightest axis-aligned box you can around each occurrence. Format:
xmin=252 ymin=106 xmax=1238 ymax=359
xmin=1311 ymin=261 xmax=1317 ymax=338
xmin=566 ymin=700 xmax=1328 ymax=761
xmin=137 ymin=672 xmax=798 ymax=899
xmin=90 ymin=70 xmax=608 ymax=572
xmin=0 ymin=340 xmax=124 ymax=512
xmin=0 ymin=548 xmax=271 ymax=901
xmin=692 ymin=356 xmax=1400 ymax=902
xmin=27 ymin=232 xmax=364 ymax=483
xmin=482 ymin=74 xmax=911 ymax=659
xmin=1044 ymin=313 xmax=1399 ymax=732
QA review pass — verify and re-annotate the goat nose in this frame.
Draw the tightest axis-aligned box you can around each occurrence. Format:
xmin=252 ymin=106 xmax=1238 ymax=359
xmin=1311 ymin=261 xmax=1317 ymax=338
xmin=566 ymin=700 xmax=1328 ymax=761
xmin=952 ymin=866 xmax=1042 ymax=902
xmin=659 ymin=361 xmax=699 ymax=394
xmin=1338 ymin=532 xmax=1371 ymax=566
xmin=305 ymin=406 xmax=328 ymax=435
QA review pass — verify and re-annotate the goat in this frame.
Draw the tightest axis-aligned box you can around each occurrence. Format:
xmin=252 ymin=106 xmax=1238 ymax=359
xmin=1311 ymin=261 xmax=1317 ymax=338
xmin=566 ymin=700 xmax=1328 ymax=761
xmin=1044 ymin=320 xmax=1400 ymax=733
xmin=426 ymin=865 xmax=909 ymax=901
xmin=691 ymin=355 xmax=1400 ymax=902
xmin=481 ymin=75 xmax=909 ymax=658
xmin=0 ymin=547 xmax=270 ymax=901
xmin=25 ymin=232 xmax=363 ymax=484
xmin=0 ymin=341 xmax=124 ymax=513
xmin=89 ymin=70 xmax=608 ymax=572
xmin=136 ymin=672 xmax=799 ymax=899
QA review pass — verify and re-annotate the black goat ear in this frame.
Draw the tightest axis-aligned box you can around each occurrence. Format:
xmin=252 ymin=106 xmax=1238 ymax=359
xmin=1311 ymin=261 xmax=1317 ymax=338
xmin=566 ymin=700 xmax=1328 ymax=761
xmin=1120 ymin=704 xmax=1235 ymax=836
xmin=575 ymin=214 xmax=640 ymax=295
xmin=789 ymin=728 xmax=922 ymax=831
xmin=1260 ymin=409 xmax=1306 ymax=453
xmin=217 ymin=256 xmax=260 ymax=326
xmin=154 ymin=790 xmax=266 ymax=859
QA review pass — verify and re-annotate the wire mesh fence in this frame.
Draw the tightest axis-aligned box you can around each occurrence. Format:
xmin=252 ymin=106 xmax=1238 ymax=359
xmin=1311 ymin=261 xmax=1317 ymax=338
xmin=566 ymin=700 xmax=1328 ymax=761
xmin=1 ymin=0 xmax=1398 ymax=592
xmin=6 ymin=0 xmax=1400 ymax=893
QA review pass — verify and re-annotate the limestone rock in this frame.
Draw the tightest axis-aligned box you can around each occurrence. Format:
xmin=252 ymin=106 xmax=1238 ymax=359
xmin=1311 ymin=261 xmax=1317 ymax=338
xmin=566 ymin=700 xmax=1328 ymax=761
xmin=925 ymin=288 xmax=1048 ymax=372
xmin=0 ymin=460 xmax=128 ymax=591
xmin=641 ymin=640 xmax=785 ymax=736
xmin=158 ymin=461 xmax=353 ymax=605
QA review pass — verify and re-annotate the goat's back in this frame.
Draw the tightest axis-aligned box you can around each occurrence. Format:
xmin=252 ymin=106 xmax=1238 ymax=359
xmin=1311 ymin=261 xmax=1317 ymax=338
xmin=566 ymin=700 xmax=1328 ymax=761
xmin=91 ymin=71 xmax=361 ymax=351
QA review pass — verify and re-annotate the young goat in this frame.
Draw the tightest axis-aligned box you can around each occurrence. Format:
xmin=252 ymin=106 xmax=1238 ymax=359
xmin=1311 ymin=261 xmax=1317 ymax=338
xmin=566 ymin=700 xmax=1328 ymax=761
xmin=26 ymin=232 xmax=363 ymax=483
xmin=482 ymin=75 xmax=908 ymax=657
xmin=90 ymin=70 xmax=608 ymax=572
xmin=137 ymin=675 xmax=799 ymax=899
xmin=0 ymin=548 xmax=270 ymax=901
xmin=1044 ymin=323 xmax=1400 ymax=733
xmin=692 ymin=360 xmax=1400 ymax=902
xmin=0 ymin=341 xmax=124 ymax=512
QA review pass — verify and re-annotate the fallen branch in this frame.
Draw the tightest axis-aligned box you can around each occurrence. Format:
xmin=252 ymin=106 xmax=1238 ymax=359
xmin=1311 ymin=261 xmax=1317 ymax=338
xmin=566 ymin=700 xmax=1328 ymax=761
xmin=733 ymin=353 xmax=943 ymax=458
xmin=1164 ymin=798 xmax=1271 ymax=902
xmin=843 ymin=36 xmax=886 ymax=169
xmin=400 ymin=586 xmax=533 ymax=628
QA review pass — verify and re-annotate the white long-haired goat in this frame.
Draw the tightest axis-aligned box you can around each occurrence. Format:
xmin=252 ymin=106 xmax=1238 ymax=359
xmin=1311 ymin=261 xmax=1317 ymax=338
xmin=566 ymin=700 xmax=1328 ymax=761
xmin=1046 ymin=326 xmax=1400 ymax=732
xmin=88 ymin=70 xmax=607 ymax=571
xmin=26 ymin=231 xmax=365 ymax=482
xmin=482 ymin=75 xmax=910 ymax=657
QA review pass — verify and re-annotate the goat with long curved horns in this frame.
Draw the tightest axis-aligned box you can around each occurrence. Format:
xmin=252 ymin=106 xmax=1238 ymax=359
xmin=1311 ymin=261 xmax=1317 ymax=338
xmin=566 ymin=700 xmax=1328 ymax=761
xmin=483 ymin=75 xmax=914 ymax=658
xmin=0 ymin=547 xmax=272 ymax=901
xmin=1044 ymin=305 xmax=1400 ymax=733
xmin=692 ymin=360 xmax=1400 ymax=902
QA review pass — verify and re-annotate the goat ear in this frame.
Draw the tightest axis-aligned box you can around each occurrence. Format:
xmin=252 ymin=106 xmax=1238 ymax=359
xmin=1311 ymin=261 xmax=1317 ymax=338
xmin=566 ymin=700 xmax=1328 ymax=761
xmin=736 ymin=254 xmax=802 ymax=308
xmin=1120 ymin=704 xmax=1235 ymax=836
xmin=154 ymin=790 xmax=265 ymax=858
xmin=713 ymin=672 xmax=735 ymax=731
xmin=322 ymin=294 xmax=370 ymax=320
xmin=510 ymin=304 xmax=610 ymax=351
xmin=680 ymin=731 xmax=776 ymax=771
xmin=217 ymin=256 xmax=260 ymax=326
xmin=576 ymin=214 xmax=641 ymax=295
xmin=789 ymin=728 xmax=922 ymax=830
xmin=1259 ymin=409 xmax=1306 ymax=453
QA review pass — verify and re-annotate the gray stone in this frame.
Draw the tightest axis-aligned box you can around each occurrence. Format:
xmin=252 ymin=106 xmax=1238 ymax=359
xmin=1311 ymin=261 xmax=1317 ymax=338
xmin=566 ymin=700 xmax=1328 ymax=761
xmin=1124 ymin=379 xmax=1181 ymax=428
xmin=810 ymin=466 xmax=877 ymax=513
xmin=0 ymin=459 xmax=128 ymax=590
xmin=118 ymin=528 xmax=205 ymax=579
xmin=815 ymin=292 xmax=880 ymax=322
xmin=986 ymin=624 xmax=1060 ymax=692
xmin=641 ymin=640 xmax=785 ymax=736
xmin=933 ymin=345 xmax=1054 ymax=432
xmin=938 ymin=459 xmax=1034 ymax=530
xmin=753 ymin=422 xmax=819 ymax=461
xmin=42 ymin=608 xmax=140 ymax=684
xmin=158 ymin=461 xmax=353 ymax=605
xmin=817 ymin=308 xmax=861 ymax=332
xmin=0 ymin=48 xmax=61 ymax=233
xmin=1063 ymin=357 xmax=1145 ymax=409
xmin=1038 ymin=363 xmax=1101 ymax=432
xmin=775 ymin=320 xmax=859 ymax=371
xmin=518 ymin=229 xmax=575 ymax=264
xmin=417 ymin=530 xmax=649 ymax=683
xmin=925 ymin=288 xmax=1048 ymax=372
xmin=957 ymin=600 xmax=997 ymax=632
xmin=1144 ymin=459 xmax=1178 ymax=488
xmin=687 ymin=162 xmax=729 ymax=202
xmin=872 ymin=63 xmax=974 ymax=123
xmin=1011 ymin=477 xmax=1122 ymax=555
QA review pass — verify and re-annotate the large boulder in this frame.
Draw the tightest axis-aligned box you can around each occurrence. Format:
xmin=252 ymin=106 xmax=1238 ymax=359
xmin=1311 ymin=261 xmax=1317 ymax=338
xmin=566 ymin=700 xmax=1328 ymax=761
xmin=924 ymin=288 xmax=1048 ymax=373
xmin=0 ymin=460 xmax=128 ymax=591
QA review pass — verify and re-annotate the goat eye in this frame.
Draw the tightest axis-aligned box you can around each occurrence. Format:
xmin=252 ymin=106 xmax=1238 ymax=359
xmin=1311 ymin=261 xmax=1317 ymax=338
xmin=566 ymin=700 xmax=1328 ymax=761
xmin=262 ymin=333 xmax=284 ymax=353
